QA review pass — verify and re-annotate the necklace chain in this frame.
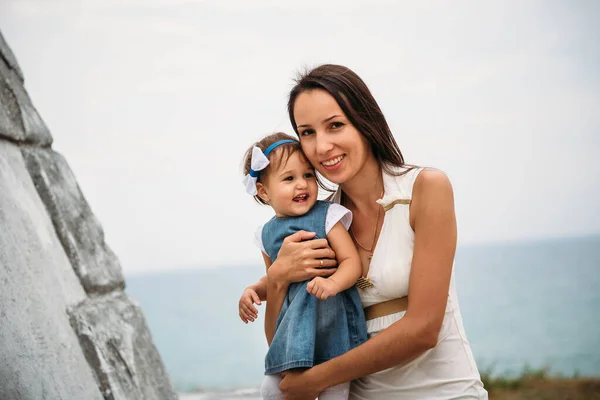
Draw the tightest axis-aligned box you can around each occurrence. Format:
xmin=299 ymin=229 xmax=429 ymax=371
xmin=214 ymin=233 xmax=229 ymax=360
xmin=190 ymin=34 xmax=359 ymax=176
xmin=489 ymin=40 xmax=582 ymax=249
xmin=349 ymin=204 xmax=381 ymax=254
xmin=344 ymin=171 xmax=384 ymax=256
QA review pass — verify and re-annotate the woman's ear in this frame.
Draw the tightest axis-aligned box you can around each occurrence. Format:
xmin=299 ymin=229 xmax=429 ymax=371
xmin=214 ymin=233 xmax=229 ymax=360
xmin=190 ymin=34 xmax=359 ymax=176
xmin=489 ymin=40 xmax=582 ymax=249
xmin=256 ymin=182 xmax=270 ymax=204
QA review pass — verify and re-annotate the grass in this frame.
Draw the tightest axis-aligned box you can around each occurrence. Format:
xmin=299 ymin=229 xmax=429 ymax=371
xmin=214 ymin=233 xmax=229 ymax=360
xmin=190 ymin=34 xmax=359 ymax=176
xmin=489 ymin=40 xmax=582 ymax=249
xmin=480 ymin=364 xmax=551 ymax=390
xmin=480 ymin=365 xmax=600 ymax=399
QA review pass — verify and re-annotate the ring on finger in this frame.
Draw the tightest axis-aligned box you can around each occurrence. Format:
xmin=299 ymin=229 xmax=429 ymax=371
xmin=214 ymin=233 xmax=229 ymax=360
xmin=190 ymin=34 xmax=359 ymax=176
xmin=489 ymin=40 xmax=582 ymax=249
xmin=320 ymin=259 xmax=323 ymax=267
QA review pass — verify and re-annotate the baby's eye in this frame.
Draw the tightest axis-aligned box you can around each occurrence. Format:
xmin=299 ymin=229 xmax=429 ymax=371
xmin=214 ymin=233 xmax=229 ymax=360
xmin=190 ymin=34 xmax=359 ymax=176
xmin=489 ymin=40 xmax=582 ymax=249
xmin=284 ymin=176 xmax=294 ymax=181
xmin=304 ymin=172 xmax=315 ymax=179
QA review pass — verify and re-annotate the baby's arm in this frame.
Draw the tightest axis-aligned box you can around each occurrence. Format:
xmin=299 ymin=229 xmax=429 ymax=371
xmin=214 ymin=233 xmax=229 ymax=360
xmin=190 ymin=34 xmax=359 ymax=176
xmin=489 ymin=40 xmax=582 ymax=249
xmin=248 ymin=274 xmax=268 ymax=301
xmin=306 ymin=221 xmax=361 ymax=300
xmin=238 ymin=275 xmax=267 ymax=323
xmin=238 ymin=261 xmax=268 ymax=323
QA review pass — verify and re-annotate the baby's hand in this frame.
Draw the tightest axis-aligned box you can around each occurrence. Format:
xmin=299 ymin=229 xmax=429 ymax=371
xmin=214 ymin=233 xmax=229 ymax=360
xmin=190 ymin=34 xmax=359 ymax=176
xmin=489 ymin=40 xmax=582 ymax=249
xmin=306 ymin=277 xmax=340 ymax=300
xmin=238 ymin=287 xmax=261 ymax=324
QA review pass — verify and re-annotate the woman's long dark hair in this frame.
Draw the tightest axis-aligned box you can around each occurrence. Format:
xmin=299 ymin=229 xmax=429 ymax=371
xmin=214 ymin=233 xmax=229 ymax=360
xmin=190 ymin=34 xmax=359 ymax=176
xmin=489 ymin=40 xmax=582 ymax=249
xmin=288 ymin=64 xmax=411 ymax=178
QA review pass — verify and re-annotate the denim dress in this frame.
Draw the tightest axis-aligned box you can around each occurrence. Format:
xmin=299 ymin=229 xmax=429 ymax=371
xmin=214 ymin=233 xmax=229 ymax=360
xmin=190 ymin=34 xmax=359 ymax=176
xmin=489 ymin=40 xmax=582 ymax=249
xmin=262 ymin=200 xmax=368 ymax=375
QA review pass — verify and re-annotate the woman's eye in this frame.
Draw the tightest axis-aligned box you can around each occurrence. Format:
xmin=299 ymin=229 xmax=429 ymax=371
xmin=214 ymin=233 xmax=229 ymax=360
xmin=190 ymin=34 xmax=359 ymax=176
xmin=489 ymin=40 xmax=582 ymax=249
xmin=300 ymin=129 xmax=314 ymax=136
xmin=331 ymin=122 xmax=344 ymax=129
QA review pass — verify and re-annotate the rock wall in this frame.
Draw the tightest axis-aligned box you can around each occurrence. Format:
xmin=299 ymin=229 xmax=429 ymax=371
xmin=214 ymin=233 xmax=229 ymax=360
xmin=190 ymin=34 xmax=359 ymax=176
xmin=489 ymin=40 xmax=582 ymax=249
xmin=0 ymin=30 xmax=178 ymax=400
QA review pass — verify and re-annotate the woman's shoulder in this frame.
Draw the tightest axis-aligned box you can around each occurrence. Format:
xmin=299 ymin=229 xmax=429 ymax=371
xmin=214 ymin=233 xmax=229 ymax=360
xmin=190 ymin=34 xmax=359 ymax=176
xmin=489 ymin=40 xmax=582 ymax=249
xmin=413 ymin=168 xmax=452 ymax=193
xmin=412 ymin=168 xmax=454 ymax=211
xmin=381 ymin=164 xmax=451 ymax=202
xmin=385 ymin=165 xmax=450 ymax=185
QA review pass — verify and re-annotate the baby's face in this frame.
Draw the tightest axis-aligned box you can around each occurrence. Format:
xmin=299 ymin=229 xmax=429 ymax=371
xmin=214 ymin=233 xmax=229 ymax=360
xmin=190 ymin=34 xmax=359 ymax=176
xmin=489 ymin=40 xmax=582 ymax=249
xmin=262 ymin=151 xmax=318 ymax=218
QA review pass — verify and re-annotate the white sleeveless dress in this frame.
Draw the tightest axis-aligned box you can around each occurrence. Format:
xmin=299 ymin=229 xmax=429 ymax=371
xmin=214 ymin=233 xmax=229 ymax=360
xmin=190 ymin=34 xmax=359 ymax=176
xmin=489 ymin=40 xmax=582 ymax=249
xmin=331 ymin=166 xmax=488 ymax=400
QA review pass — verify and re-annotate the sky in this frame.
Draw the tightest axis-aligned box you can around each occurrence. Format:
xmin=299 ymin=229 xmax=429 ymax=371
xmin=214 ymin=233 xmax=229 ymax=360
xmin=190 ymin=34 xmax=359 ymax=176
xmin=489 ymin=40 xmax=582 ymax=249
xmin=1 ymin=0 xmax=599 ymax=275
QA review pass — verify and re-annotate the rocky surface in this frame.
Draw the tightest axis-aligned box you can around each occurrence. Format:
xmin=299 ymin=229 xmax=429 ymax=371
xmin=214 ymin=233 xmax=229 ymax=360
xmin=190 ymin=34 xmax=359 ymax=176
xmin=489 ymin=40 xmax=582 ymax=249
xmin=0 ymin=141 xmax=102 ymax=400
xmin=22 ymin=147 xmax=126 ymax=295
xmin=69 ymin=292 xmax=178 ymax=400
xmin=0 ymin=32 xmax=51 ymax=146
xmin=0 ymin=29 xmax=177 ymax=399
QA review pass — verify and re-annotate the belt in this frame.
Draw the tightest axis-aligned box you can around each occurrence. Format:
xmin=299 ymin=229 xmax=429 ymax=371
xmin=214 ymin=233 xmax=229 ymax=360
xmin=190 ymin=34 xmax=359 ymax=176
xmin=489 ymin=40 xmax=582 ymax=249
xmin=363 ymin=297 xmax=408 ymax=321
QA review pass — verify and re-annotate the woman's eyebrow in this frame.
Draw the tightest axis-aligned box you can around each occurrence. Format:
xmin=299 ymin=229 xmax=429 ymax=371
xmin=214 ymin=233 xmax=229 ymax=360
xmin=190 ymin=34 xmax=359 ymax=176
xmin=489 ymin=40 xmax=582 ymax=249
xmin=297 ymin=114 xmax=342 ymax=129
xmin=322 ymin=114 xmax=342 ymax=123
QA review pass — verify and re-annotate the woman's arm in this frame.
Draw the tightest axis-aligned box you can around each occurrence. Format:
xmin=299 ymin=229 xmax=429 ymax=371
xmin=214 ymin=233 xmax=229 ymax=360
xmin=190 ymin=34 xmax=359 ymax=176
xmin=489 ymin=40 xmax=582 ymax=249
xmin=264 ymin=258 xmax=287 ymax=346
xmin=238 ymin=231 xmax=337 ymax=323
xmin=280 ymin=169 xmax=457 ymax=398
xmin=263 ymin=230 xmax=338 ymax=344
xmin=238 ymin=230 xmax=337 ymax=323
xmin=306 ymin=222 xmax=361 ymax=299
xmin=261 ymin=252 xmax=281 ymax=346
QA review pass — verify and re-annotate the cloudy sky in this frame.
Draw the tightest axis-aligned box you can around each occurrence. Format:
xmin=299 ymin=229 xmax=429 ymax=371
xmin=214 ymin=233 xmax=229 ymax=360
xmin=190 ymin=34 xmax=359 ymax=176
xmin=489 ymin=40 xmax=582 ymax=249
xmin=1 ymin=1 xmax=598 ymax=275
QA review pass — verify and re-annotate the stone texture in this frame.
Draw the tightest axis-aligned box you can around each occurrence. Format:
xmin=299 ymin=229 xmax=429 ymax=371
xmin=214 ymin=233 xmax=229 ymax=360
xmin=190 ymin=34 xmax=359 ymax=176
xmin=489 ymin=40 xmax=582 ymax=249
xmin=69 ymin=292 xmax=178 ymax=400
xmin=21 ymin=147 xmax=126 ymax=295
xmin=0 ymin=29 xmax=177 ymax=399
xmin=0 ymin=51 xmax=52 ymax=146
xmin=0 ymin=140 xmax=103 ymax=400
xmin=0 ymin=30 xmax=23 ymax=81
xmin=0 ymin=59 xmax=22 ymax=142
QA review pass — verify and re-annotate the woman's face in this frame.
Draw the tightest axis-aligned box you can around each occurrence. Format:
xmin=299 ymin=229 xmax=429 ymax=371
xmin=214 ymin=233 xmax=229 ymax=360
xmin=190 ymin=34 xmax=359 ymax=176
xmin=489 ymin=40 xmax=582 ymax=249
xmin=293 ymin=89 xmax=373 ymax=185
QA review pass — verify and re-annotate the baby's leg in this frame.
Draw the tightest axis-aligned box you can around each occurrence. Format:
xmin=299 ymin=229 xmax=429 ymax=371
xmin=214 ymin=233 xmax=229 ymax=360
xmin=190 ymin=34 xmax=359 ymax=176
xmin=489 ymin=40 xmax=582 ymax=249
xmin=317 ymin=382 xmax=351 ymax=400
xmin=260 ymin=374 xmax=283 ymax=400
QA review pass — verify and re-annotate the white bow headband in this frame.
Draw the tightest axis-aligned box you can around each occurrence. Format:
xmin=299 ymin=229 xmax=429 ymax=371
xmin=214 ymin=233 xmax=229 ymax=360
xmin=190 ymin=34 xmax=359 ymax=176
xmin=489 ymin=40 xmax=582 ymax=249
xmin=243 ymin=139 xmax=297 ymax=196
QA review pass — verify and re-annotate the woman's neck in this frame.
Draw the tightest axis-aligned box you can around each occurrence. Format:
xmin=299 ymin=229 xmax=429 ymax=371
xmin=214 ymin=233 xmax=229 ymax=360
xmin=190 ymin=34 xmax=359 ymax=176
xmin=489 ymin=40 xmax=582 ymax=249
xmin=340 ymin=157 xmax=383 ymax=211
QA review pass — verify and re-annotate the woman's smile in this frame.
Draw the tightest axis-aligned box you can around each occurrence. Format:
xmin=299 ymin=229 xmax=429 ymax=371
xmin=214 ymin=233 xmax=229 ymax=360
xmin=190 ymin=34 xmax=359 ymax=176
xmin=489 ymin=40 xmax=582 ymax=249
xmin=321 ymin=155 xmax=345 ymax=170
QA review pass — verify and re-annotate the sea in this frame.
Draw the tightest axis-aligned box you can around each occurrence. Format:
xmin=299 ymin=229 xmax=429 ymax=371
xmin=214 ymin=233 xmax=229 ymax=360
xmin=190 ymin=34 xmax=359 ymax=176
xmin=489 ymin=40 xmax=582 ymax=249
xmin=125 ymin=235 xmax=600 ymax=398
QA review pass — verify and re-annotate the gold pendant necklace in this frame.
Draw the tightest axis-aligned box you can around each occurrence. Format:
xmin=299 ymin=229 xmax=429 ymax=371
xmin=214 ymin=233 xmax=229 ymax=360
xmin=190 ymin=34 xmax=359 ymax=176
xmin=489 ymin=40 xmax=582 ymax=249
xmin=349 ymin=205 xmax=381 ymax=260
xmin=344 ymin=170 xmax=384 ymax=262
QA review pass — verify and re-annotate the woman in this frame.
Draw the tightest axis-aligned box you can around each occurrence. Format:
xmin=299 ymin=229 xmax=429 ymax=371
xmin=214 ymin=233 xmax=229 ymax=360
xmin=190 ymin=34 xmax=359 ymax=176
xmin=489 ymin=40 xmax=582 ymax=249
xmin=239 ymin=64 xmax=487 ymax=399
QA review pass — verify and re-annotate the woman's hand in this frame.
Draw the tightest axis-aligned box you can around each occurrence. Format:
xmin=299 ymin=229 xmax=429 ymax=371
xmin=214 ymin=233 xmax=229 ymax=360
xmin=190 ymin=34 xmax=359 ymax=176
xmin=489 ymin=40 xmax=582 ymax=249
xmin=238 ymin=287 xmax=261 ymax=324
xmin=264 ymin=230 xmax=337 ymax=344
xmin=279 ymin=369 xmax=323 ymax=400
xmin=268 ymin=230 xmax=337 ymax=286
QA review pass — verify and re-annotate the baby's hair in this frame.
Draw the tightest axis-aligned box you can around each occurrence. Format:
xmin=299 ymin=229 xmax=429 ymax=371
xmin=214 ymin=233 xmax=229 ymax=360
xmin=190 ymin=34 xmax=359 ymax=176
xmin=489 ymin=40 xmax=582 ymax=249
xmin=243 ymin=132 xmax=304 ymax=205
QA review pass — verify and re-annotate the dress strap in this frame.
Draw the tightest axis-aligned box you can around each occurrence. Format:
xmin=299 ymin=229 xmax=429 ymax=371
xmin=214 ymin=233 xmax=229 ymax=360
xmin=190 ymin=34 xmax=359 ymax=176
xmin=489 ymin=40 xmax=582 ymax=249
xmin=376 ymin=167 xmax=423 ymax=212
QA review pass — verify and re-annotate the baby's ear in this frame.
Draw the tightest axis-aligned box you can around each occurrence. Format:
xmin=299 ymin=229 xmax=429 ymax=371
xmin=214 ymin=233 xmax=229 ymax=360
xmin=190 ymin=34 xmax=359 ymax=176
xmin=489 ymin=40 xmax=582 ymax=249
xmin=256 ymin=182 xmax=270 ymax=204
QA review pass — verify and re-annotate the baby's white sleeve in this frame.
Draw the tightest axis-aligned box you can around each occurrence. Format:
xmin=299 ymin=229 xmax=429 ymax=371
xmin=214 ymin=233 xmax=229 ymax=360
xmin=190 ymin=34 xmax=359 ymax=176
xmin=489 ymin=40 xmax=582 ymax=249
xmin=254 ymin=225 xmax=267 ymax=254
xmin=325 ymin=203 xmax=353 ymax=234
